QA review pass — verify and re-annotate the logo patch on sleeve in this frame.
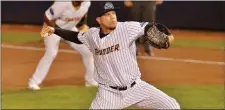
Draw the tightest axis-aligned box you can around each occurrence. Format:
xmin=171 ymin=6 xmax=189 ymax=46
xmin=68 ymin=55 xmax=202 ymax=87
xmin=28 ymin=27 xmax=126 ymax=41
xmin=49 ymin=8 xmax=54 ymax=15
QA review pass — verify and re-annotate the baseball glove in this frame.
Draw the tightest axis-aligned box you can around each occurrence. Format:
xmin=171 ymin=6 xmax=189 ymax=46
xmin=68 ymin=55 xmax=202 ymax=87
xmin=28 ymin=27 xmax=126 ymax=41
xmin=144 ymin=23 xmax=172 ymax=49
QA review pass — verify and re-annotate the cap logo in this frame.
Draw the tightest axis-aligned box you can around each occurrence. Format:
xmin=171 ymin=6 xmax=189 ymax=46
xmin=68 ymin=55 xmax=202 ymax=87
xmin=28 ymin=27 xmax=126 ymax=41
xmin=104 ymin=2 xmax=114 ymax=10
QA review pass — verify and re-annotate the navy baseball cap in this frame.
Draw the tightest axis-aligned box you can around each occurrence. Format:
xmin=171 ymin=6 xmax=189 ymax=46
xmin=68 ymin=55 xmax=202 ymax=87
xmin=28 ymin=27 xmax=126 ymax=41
xmin=97 ymin=2 xmax=120 ymax=17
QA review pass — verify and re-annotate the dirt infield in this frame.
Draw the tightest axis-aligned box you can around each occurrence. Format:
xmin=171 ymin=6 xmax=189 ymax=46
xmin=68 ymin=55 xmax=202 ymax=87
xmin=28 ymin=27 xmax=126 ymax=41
xmin=2 ymin=25 xmax=225 ymax=90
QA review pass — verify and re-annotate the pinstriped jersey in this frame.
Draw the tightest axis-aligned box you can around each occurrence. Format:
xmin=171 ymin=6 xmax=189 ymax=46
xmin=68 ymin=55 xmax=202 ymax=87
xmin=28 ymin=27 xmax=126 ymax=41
xmin=78 ymin=21 xmax=148 ymax=87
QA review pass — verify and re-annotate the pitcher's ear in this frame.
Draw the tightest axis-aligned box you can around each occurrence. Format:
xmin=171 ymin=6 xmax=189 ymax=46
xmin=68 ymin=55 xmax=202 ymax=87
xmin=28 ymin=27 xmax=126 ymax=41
xmin=96 ymin=17 xmax=101 ymax=24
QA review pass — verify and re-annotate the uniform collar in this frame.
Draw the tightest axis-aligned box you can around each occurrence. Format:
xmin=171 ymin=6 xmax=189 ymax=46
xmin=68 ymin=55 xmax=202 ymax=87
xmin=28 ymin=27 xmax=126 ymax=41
xmin=99 ymin=28 xmax=109 ymax=39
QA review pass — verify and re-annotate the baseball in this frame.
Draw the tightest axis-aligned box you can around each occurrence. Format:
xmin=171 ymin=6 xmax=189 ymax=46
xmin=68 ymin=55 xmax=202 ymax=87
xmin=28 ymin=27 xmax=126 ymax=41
xmin=43 ymin=33 xmax=49 ymax=37
xmin=168 ymin=35 xmax=174 ymax=43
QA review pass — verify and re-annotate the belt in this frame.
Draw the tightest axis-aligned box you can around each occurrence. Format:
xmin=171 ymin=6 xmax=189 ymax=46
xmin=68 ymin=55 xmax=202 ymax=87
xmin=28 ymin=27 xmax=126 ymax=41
xmin=109 ymin=81 xmax=136 ymax=91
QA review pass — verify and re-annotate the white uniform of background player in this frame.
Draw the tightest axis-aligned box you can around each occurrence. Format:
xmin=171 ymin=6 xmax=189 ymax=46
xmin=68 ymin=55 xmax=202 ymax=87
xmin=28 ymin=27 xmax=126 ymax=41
xmin=28 ymin=1 xmax=97 ymax=90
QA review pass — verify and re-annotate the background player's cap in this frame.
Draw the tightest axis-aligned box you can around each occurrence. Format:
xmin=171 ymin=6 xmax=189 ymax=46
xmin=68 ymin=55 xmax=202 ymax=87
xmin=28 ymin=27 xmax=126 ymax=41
xmin=97 ymin=2 xmax=120 ymax=17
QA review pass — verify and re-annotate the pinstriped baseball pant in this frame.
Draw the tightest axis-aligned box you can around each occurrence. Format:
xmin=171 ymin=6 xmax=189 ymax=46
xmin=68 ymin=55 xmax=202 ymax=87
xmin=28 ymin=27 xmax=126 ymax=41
xmin=90 ymin=78 xmax=180 ymax=109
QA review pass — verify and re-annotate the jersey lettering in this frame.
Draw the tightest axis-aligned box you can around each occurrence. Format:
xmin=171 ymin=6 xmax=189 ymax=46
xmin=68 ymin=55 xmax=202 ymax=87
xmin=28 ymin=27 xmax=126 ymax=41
xmin=64 ymin=17 xmax=82 ymax=22
xmin=95 ymin=44 xmax=120 ymax=55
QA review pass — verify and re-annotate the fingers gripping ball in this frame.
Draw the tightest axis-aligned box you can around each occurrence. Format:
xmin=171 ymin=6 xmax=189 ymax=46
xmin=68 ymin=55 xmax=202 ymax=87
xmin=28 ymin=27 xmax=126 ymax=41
xmin=43 ymin=33 xmax=49 ymax=38
xmin=144 ymin=23 xmax=173 ymax=49
xmin=40 ymin=26 xmax=55 ymax=38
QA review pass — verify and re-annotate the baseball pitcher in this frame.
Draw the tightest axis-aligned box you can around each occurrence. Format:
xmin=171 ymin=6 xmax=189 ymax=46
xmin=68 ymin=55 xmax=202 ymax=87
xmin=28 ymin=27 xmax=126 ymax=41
xmin=28 ymin=1 xmax=98 ymax=90
xmin=40 ymin=2 xmax=179 ymax=109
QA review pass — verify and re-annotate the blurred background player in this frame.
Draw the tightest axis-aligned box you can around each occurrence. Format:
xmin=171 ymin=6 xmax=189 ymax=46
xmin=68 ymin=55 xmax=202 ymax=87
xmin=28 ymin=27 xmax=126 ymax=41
xmin=124 ymin=0 xmax=163 ymax=56
xmin=28 ymin=1 xmax=98 ymax=90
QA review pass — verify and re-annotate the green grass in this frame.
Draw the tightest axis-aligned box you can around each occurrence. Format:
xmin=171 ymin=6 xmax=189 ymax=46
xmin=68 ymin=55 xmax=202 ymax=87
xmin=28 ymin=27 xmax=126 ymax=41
xmin=2 ymin=85 xmax=224 ymax=109
xmin=1 ymin=31 xmax=42 ymax=44
xmin=2 ymin=86 xmax=98 ymax=109
xmin=172 ymin=39 xmax=225 ymax=50
xmin=157 ymin=85 xmax=224 ymax=109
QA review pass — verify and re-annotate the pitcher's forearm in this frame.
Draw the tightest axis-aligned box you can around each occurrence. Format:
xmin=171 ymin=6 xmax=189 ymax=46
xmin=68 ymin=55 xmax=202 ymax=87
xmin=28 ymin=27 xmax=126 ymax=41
xmin=54 ymin=27 xmax=83 ymax=44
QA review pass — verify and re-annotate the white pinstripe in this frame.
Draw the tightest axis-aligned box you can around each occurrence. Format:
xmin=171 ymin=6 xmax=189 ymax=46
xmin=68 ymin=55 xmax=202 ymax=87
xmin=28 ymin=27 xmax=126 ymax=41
xmin=78 ymin=22 xmax=180 ymax=109
xmin=90 ymin=79 xmax=180 ymax=109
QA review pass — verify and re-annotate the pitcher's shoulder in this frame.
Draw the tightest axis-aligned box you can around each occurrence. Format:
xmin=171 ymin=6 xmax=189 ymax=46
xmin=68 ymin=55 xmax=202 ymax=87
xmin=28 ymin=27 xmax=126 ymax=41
xmin=115 ymin=22 xmax=127 ymax=28
xmin=88 ymin=27 xmax=100 ymax=33
xmin=117 ymin=22 xmax=125 ymax=25
xmin=118 ymin=21 xmax=136 ymax=27
xmin=80 ymin=27 xmax=99 ymax=37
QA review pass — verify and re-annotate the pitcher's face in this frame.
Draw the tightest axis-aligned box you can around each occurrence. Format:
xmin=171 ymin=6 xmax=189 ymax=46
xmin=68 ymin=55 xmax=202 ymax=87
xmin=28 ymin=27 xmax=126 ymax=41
xmin=97 ymin=11 xmax=118 ymax=30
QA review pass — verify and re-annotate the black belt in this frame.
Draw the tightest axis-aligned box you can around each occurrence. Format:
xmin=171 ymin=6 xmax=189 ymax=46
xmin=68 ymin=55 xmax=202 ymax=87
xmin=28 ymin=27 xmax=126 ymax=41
xmin=109 ymin=81 xmax=136 ymax=91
